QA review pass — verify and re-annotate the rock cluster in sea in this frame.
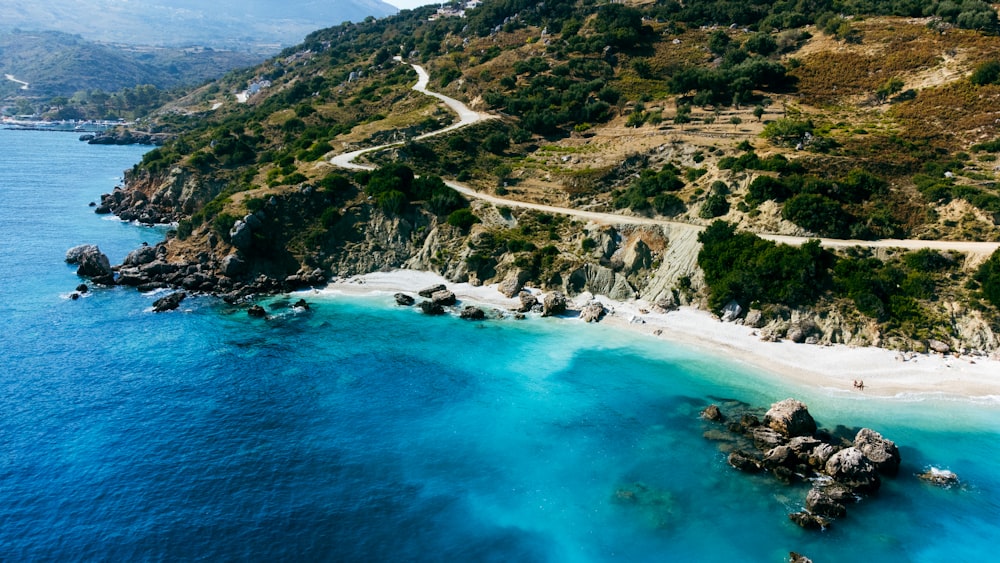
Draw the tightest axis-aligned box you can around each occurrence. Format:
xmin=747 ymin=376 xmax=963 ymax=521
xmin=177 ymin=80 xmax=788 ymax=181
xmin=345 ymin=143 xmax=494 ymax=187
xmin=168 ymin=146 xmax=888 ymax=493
xmin=701 ymin=398 xmax=901 ymax=530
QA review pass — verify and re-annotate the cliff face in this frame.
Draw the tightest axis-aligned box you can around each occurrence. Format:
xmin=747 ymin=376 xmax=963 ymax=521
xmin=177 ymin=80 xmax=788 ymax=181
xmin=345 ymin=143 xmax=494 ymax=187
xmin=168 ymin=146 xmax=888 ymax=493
xmin=98 ymin=167 xmax=226 ymax=224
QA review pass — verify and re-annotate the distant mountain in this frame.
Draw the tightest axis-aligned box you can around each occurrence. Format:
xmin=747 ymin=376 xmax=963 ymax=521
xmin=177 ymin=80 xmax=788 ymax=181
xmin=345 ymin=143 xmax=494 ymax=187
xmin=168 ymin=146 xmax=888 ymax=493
xmin=0 ymin=30 xmax=262 ymax=100
xmin=3 ymin=0 xmax=399 ymax=51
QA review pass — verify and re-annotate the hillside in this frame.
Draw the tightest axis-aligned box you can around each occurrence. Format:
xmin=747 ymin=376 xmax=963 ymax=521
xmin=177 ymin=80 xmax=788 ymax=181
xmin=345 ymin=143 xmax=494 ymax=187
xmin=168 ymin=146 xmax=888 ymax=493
xmin=0 ymin=30 xmax=262 ymax=102
xmin=3 ymin=0 xmax=398 ymax=52
xmin=97 ymin=0 xmax=1000 ymax=354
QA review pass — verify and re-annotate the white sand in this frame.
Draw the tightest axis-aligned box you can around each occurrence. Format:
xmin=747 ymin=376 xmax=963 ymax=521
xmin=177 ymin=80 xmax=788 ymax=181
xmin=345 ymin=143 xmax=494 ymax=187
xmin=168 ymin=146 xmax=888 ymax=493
xmin=316 ymin=269 xmax=1000 ymax=404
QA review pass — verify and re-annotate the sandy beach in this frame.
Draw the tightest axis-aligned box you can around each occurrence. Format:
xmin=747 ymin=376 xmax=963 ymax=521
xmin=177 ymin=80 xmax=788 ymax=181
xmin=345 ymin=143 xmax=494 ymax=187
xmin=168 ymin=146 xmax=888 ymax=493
xmin=317 ymin=269 xmax=1000 ymax=404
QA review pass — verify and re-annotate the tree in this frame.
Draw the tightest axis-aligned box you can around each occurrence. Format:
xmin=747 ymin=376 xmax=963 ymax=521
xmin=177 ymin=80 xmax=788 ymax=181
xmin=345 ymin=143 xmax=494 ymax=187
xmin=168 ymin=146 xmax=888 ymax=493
xmin=971 ymin=60 xmax=1000 ymax=86
xmin=876 ymin=77 xmax=904 ymax=102
xmin=753 ymin=105 xmax=765 ymax=122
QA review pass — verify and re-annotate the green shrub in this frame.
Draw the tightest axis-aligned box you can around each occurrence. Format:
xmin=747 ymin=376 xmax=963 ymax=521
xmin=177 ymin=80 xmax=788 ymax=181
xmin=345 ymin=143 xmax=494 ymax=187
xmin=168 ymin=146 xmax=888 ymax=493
xmin=975 ymin=249 xmax=1000 ymax=309
xmin=447 ymin=208 xmax=480 ymax=231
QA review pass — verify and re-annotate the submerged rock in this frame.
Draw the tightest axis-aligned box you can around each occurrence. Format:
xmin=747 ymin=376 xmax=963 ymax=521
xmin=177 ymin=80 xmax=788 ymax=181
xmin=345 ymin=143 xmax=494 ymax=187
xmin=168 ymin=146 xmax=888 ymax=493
xmin=701 ymin=404 xmax=724 ymax=422
xmin=918 ymin=467 xmax=959 ymax=487
xmin=247 ymin=305 xmax=267 ymax=318
xmin=788 ymin=511 xmax=830 ymax=530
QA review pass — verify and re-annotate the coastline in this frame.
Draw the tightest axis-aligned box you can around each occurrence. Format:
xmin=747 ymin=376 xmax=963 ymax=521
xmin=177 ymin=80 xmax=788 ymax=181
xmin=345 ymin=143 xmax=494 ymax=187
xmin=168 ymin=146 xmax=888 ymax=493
xmin=316 ymin=269 xmax=1000 ymax=404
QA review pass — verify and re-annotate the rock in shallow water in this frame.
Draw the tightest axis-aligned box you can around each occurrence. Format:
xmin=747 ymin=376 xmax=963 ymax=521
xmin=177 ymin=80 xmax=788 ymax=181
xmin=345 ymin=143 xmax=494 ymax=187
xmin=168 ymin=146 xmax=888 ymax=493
xmin=152 ymin=292 xmax=186 ymax=313
xmin=764 ymin=398 xmax=817 ymax=438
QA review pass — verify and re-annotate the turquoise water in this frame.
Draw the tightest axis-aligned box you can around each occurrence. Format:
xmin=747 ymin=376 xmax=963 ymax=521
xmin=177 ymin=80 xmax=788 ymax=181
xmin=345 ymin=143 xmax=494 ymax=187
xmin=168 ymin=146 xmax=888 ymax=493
xmin=1 ymin=129 xmax=998 ymax=561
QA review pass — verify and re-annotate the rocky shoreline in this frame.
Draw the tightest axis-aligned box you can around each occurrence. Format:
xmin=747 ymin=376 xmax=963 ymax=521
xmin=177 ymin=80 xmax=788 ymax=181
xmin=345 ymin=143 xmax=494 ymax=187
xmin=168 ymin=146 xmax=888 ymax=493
xmin=700 ymin=398 xmax=962 ymax=531
xmin=79 ymin=130 xmax=172 ymax=146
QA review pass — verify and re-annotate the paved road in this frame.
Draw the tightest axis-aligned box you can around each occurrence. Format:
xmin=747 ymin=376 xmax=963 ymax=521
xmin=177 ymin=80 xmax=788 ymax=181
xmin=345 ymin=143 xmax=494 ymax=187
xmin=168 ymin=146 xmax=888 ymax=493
xmin=331 ymin=62 xmax=1000 ymax=258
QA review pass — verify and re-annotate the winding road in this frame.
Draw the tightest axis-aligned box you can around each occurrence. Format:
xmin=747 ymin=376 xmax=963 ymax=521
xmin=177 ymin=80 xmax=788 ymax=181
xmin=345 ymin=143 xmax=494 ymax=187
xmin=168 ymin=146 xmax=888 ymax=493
xmin=4 ymin=74 xmax=29 ymax=91
xmin=331 ymin=61 xmax=1000 ymax=258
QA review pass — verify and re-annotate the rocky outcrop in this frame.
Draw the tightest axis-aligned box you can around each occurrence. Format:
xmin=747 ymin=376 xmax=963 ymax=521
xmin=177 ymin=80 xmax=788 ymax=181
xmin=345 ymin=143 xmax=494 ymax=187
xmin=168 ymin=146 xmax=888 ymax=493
xmin=459 ymin=306 xmax=486 ymax=320
xmin=825 ymin=447 xmax=881 ymax=492
xmin=542 ymin=291 xmax=567 ymax=317
xmin=394 ymin=293 xmax=415 ymax=306
xmin=702 ymin=399 xmax=900 ymax=530
xmin=579 ymin=300 xmax=606 ymax=323
xmin=763 ymin=398 xmax=817 ymax=437
xmin=517 ymin=291 xmax=538 ymax=313
xmin=498 ymin=269 xmax=530 ymax=298
xmin=69 ymin=245 xmax=114 ymax=285
xmin=853 ymin=428 xmax=901 ymax=477
xmin=419 ymin=284 xmax=446 ymax=298
xmin=430 ymin=290 xmax=456 ymax=306
xmin=418 ymin=300 xmax=445 ymax=315
xmin=152 ymin=291 xmax=186 ymax=312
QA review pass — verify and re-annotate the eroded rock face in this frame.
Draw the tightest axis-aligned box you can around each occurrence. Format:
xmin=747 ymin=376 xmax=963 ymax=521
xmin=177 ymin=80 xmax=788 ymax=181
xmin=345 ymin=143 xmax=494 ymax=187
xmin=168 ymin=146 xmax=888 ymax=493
xmin=825 ymin=447 xmax=881 ymax=493
xmin=764 ymin=398 xmax=817 ymax=437
xmin=854 ymin=428 xmax=901 ymax=477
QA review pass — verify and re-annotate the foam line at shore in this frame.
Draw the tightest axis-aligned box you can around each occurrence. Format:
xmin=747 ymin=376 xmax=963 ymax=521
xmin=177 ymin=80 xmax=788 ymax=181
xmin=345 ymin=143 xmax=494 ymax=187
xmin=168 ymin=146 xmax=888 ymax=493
xmin=312 ymin=269 xmax=1000 ymax=405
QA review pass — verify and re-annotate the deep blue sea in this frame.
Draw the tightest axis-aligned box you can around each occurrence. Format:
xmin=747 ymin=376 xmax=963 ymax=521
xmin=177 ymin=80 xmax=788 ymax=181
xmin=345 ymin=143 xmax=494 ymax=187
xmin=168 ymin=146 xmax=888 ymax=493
xmin=1 ymin=129 xmax=998 ymax=561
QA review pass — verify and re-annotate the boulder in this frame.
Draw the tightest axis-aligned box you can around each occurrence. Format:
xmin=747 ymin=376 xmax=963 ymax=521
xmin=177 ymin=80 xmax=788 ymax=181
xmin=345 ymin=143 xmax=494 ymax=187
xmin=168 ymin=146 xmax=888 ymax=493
xmin=786 ymin=324 xmax=807 ymax=344
xmin=418 ymin=301 xmax=445 ymax=315
xmin=787 ymin=436 xmax=822 ymax=456
xmin=763 ymin=445 xmax=795 ymax=469
xmin=123 ymin=244 xmax=157 ymax=267
xmin=701 ymin=404 xmax=724 ymax=422
xmin=221 ymin=254 xmax=247 ymax=278
xmin=76 ymin=248 xmax=114 ymax=284
xmin=229 ymin=219 xmax=253 ymax=250
xmin=431 ymin=290 xmax=457 ymax=306
xmin=788 ymin=511 xmax=830 ymax=530
xmin=418 ymin=284 xmax=447 ymax=298
xmin=721 ymin=300 xmax=742 ymax=322
xmin=579 ymin=301 xmax=606 ymax=323
xmin=65 ymin=244 xmax=100 ymax=264
xmin=517 ymin=291 xmax=538 ymax=313
xmin=854 ymin=428 xmax=901 ymax=476
xmin=764 ymin=398 xmax=817 ymax=437
xmin=790 ymin=552 xmax=814 ymax=563
xmin=752 ymin=426 xmax=787 ymax=450
xmin=459 ymin=306 xmax=486 ymax=320
xmin=825 ymin=447 xmax=881 ymax=492
xmin=805 ymin=483 xmax=851 ymax=518
xmin=152 ymin=292 xmax=186 ymax=313
xmin=727 ymin=451 xmax=762 ymax=473
xmin=927 ymin=339 xmax=950 ymax=354
xmin=247 ymin=305 xmax=267 ymax=318
xmin=76 ymin=284 xmax=89 ymax=294
xmin=542 ymin=291 xmax=567 ymax=317
xmin=394 ymin=293 xmax=415 ymax=306
xmin=808 ymin=443 xmax=836 ymax=469
xmin=498 ymin=269 xmax=530 ymax=298
xmin=744 ymin=309 xmax=764 ymax=328
xmin=292 ymin=299 xmax=310 ymax=310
